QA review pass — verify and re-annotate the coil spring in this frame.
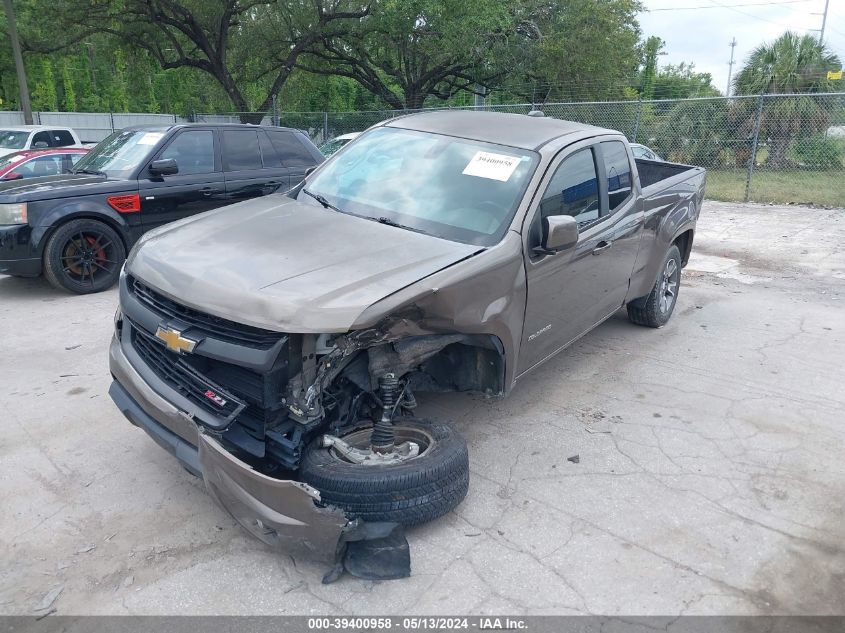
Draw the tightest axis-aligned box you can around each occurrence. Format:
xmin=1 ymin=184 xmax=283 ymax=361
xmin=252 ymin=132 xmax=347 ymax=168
xmin=370 ymin=373 xmax=399 ymax=449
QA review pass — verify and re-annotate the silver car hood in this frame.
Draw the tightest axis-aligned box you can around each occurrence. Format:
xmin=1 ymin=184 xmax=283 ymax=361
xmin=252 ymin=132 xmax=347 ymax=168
xmin=127 ymin=195 xmax=482 ymax=333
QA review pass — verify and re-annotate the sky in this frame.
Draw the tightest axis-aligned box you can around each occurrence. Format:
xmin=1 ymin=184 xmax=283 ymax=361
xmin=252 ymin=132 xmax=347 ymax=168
xmin=638 ymin=0 xmax=845 ymax=95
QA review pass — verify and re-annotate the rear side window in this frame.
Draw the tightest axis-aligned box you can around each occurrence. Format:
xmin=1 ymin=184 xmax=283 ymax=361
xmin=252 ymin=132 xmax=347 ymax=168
xmin=267 ymin=130 xmax=316 ymax=168
xmin=222 ymin=130 xmax=262 ymax=171
xmin=538 ymin=148 xmax=600 ymax=225
xmin=51 ymin=130 xmax=75 ymax=146
xmin=69 ymin=152 xmax=86 ymax=165
xmin=600 ymin=141 xmax=633 ymax=211
xmin=31 ymin=131 xmax=51 ymax=147
xmin=258 ymin=131 xmax=280 ymax=167
xmin=159 ymin=130 xmax=215 ymax=175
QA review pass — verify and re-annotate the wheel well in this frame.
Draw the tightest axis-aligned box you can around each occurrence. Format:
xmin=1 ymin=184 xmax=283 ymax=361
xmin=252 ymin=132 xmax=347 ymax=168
xmin=673 ymin=229 xmax=694 ymax=267
xmin=355 ymin=334 xmax=506 ymax=397
xmin=42 ymin=214 xmax=130 ymax=259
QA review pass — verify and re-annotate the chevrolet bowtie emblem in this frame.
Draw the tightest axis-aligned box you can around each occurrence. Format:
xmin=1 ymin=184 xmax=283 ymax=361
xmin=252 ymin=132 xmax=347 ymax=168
xmin=155 ymin=326 xmax=197 ymax=354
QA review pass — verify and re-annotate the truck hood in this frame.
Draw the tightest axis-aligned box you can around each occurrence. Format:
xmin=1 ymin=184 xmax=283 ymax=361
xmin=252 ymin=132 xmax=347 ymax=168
xmin=0 ymin=173 xmax=132 ymax=201
xmin=127 ymin=195 xmax=483 ymax=333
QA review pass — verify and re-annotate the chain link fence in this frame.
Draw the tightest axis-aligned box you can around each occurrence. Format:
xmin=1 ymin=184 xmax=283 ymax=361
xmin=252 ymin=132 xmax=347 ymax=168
xmin=200 ymin=92 xmax=844 ymax=207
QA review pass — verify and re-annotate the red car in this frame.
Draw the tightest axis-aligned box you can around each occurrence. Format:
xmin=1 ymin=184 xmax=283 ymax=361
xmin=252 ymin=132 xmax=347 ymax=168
xmin=0 ymin=147 xmax=90 ymax=181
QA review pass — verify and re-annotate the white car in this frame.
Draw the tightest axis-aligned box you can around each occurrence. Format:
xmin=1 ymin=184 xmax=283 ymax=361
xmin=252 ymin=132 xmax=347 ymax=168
xmin=630 ymin=143 xmax=663 ymax=161
xmin=318 ymin=132 xmax=361 ymax=156
xmin=0 ymin=125 xmax=85 ymax=159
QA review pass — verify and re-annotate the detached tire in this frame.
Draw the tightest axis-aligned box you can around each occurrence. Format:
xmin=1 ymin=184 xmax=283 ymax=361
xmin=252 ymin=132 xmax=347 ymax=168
xmin=43 ymin=219 xmax=125 ymax=294
xmin=627 ymin=244 xmax=682 ymax=328
xmin=300 ymin=419 xmax=469 ymax=526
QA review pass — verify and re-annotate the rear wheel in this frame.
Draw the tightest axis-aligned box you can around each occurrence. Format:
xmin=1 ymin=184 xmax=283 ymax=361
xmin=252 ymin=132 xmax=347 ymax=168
xmin=43 ymin=219 xmax=125 ymax=294
xmin=627 ymin=244 xmax=682 ymax=328
xmin=300 ymin=419 xmax=469 ymax=526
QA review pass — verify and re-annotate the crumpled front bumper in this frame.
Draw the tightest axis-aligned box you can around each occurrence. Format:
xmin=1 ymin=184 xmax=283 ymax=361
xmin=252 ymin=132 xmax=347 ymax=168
xmin=108 ymin=335 xmax=348 ymax=561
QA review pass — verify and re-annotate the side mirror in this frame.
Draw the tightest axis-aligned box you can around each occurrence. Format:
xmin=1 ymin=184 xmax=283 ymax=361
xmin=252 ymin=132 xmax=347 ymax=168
xmin=149 ymin=158 xmax=178 ymax=176
xmin=2 ymin=172 xmax=23 ymax=181
xmin=304 ymin=165 xmax=318 ymax=177
xmin=537 ymin=215 xmax=579 ymax=255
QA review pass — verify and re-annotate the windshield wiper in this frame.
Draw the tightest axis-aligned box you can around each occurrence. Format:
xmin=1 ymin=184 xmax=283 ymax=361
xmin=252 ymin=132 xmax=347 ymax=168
xmin=73 ymin=168 xmax=107 ymax=177
xmin=374 ymin=216 xmax=429 ymax=236
xmin=302 ymin=188 xmax=346 ymax=214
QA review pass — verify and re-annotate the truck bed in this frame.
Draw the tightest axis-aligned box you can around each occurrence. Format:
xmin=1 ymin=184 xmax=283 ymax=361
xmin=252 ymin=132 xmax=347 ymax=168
xmin=636 ymin=159 xmax=704 ymax=195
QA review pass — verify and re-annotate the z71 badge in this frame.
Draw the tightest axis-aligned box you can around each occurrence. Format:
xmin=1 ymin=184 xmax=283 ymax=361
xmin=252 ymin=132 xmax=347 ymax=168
xmin=203 ymin=390 xmax=228 ymax=407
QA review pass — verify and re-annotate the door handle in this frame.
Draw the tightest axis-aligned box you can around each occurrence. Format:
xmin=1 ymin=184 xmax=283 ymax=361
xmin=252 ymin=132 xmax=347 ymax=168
xmin=592 ymin=240 xmax=613 ymax=255
xmin=199 ymin=187 xmax=217 ymax=196
xmin=264 ymin=180 xmax=282 ymax=186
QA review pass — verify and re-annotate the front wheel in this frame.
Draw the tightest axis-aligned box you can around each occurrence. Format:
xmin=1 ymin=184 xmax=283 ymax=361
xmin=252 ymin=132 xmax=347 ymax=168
xmin=299 ymin=419 xmax=469 ymax=526
xmin=627 ymin=244 xmax=682 ymax=328
xmin=42 ymin=219 xmax=125 ymax=294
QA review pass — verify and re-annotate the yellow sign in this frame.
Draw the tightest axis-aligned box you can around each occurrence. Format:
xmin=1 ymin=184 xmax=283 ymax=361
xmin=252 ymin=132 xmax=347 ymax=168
xmin=828 ymin=70 xmax=843 ymax=80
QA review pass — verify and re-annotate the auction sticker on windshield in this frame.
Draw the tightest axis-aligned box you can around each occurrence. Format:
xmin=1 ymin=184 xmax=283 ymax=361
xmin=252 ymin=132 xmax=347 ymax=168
xmin=138 ymin=132 xmax=164 ymax=145
xmin=462 ymin=151 xmax=520 ymax=181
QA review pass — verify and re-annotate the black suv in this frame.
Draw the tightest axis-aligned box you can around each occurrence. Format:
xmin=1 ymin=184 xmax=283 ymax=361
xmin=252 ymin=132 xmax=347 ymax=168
xmin=0 ymin=123 xmax=324 ymax=293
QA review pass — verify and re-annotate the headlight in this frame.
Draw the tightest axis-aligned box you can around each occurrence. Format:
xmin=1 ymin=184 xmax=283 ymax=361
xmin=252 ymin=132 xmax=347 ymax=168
xmin=0 ymin=202 xmax=27 ymax=225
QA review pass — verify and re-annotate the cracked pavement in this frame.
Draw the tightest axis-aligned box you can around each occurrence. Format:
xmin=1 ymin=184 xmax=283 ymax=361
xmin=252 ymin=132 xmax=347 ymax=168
xmin=1 ymin=200 xmax=843 ymax=615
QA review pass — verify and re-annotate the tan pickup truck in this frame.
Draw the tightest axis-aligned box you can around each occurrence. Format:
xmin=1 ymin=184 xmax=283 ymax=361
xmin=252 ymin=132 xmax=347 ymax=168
xmin=108 ymin=110 xmax=705 ymax=578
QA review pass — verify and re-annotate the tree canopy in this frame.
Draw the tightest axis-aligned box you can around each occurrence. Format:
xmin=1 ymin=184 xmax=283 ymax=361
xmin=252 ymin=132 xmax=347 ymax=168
xmin=0 ymin=0 xmax=730 ymax=115
xmin=734 ymin=31 xmax=841 ymax=96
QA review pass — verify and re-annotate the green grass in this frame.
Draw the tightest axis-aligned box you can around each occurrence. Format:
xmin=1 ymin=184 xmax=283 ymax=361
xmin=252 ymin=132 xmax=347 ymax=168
xmin=705 ymin=169 xmax=845 ymax=208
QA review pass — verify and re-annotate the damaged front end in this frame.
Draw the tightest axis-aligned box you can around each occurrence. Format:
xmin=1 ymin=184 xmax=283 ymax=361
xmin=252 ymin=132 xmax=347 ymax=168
xmin=109 ymin=276 xmax=496 ymax=580
xmin=109 ymin=335 xmax=410 ymax=581
xmin=200 ymin=432 xmax=410 ymax=583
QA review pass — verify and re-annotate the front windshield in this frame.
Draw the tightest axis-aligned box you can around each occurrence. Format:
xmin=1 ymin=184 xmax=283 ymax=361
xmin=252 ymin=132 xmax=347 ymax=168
xmin=301 ymin=127 xmax=538 ymax=245
xmin=0 ymin=131 xmax=30 ymax=150
xmin=73 ymin=129 xmax=165 ymax=177
xmin=319 ymin=138 xmax=348 ymax=156
xmin=0 ymin=153 xmax=25 ymax=169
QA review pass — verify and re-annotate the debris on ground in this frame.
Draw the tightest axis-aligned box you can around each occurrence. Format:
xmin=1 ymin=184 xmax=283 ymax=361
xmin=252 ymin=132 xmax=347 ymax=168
xmin=567 ymin=455 xmax=580 ymax=464
xmin=33 ymin=585 xmax=63 ymax=613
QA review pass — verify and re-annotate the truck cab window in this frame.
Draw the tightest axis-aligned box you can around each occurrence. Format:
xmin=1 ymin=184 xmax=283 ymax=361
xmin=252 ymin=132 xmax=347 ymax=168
xmin=31 ymin=131 xmax=52 ymax=147
xmin=600 ymin=141 xmax=633 ymax=211
xmin=51 ymin=130 xmax=75 ymax=147
xmin=539 ymin=148 xmax=600 ymax=225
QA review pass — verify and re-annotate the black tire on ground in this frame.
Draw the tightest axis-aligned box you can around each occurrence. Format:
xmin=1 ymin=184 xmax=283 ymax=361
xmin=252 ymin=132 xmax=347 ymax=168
xmin=627 ymin=244 xmax=682 ymax=328
xmin=43 ymin=219 xmax=125 ymax=294
xmin=299 ymin=419 xmax=469 ymax=526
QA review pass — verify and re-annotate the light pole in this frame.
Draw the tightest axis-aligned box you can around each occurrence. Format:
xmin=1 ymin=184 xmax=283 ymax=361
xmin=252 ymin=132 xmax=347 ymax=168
xmin=3 ymin=0 xmax=33 ymax=124
xmin=726 ymin=37 xmax=737 ymax=97
xmin=819 ymin=0 xmax=830 ymax=44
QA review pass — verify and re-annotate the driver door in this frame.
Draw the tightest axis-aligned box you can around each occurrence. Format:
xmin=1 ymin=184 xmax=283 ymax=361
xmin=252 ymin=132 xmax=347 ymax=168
xmin=517 ymin=142 xmax=619 ymax=375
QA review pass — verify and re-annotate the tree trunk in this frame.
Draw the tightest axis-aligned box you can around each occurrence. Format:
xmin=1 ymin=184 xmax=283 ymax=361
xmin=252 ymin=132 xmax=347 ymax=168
xmin=765 ymin=139 xmax=790 ymax=169
xmin=403 ymin=88 xmax=425 ymax=110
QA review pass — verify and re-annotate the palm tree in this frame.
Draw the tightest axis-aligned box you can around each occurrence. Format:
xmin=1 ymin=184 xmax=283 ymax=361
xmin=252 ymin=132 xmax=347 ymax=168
xmin=732 ymin=32 xmax=842 ymax=168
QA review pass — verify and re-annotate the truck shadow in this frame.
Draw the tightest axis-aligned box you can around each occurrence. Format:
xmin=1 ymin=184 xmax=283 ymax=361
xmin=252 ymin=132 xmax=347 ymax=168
xmin=0 ymin=273 xmax=59 ymax=298
xmin=0 ymin=273 xmax=83 ymax=301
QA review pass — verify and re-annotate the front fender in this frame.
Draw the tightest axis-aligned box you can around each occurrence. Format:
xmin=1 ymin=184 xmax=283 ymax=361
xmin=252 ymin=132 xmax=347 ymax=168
xmin=350 ymin=232 xmax=526 ymax=391
xmin=30 ymin=199 xmax=137 ymax=253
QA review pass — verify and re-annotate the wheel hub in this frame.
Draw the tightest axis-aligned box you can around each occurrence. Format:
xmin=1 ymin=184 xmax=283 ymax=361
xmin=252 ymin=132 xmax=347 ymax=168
xmin=659 ymin=258 xmax=678 ymax=314
xmin=60 ymin=231 xmax=116 ymax=285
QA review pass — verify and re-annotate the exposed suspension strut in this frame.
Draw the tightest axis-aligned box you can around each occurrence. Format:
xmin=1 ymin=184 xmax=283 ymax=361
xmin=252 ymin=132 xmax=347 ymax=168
xmin=370 ymin=373 xmax=399 ymax=453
